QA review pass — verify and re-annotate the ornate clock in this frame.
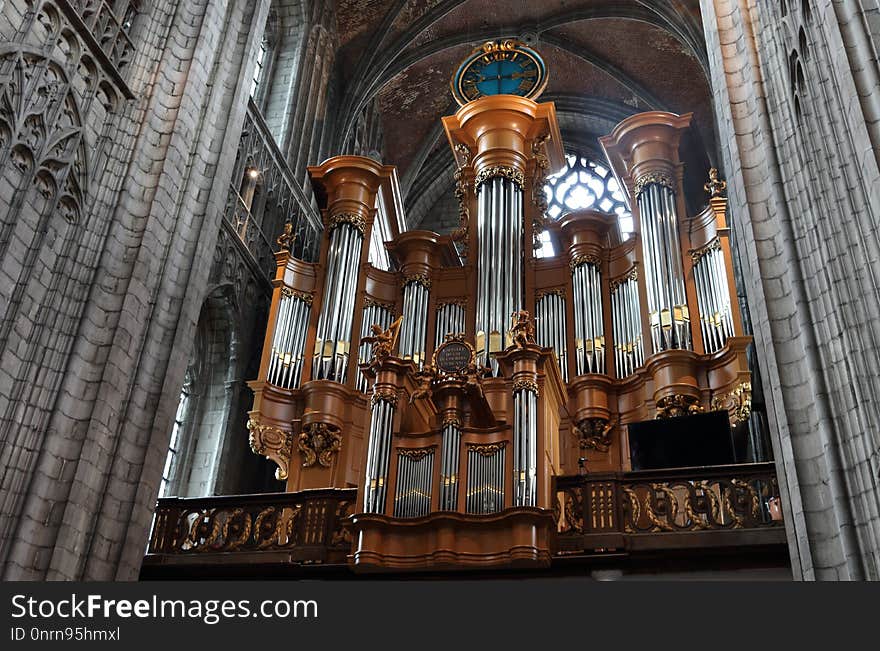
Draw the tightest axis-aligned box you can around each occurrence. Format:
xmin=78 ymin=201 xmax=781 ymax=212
xmin=451 ymin=39 xmax=548 ymax=106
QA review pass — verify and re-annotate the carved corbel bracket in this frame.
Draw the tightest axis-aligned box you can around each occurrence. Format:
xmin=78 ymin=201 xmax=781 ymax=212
xmin=247 ymin=417 xmax=294 ymax=480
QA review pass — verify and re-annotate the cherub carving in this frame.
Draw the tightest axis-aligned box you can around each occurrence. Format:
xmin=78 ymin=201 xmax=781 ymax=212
xmin=409 ymin=365 xmax=436 ymax=404
xmin=464 ymin=361 xmax=490 ymax=400
xmin=363 ymin=315 xmax=403 ymax=360
xmin=510 ymin=310 xmax=535 ymax=348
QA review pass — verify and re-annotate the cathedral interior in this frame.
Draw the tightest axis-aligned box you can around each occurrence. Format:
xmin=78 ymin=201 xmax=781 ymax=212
xmin=1 ymin=0 xmax=879 ymax=581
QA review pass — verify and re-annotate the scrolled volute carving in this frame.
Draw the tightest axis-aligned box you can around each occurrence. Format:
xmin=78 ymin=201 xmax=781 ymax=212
xmin=247 ymin=417 xmax=294 ymax=480
xmin=298 ymin=422 xmax=342 ymax=468
xmin=711 ymin=382 xmax=752 ymax=425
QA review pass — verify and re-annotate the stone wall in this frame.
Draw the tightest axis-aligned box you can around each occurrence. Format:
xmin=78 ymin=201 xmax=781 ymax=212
xmin=701 ymin=0 xmax=880 ymax=580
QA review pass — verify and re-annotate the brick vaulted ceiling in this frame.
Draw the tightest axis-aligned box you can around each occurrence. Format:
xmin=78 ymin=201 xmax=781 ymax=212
xmin=331 ymin=0 xmax=714 ymax=231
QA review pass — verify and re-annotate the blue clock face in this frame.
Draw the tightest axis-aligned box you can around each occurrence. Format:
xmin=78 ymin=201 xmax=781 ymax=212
xmin=452 ymin=41 xmax=547 ymax=105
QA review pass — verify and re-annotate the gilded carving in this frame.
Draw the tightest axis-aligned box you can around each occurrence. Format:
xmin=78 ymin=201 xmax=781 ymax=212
xmin=363 ymin=315 xmax=403 ymax=360
xmin=512 ymin=378 xmax=539 ymax=395
xmin=363 ymin=297 xmax=396 ymax=314
xmin=401 ymin=272 xmax=432 ymax=289
xmin=468 ymin=442 xmax=507 ymax=456
xmin=452 ymin=143 xmax=471 ymax=258
xmin=634 ymin=171 xmax=674 ymax=196
xmin=247 ymin=418 xmax=293 ymax=480
xmin=569 ymin=253 xmax=601 ymax=271
xmin=689 ymin=237 xmax=721 ymax=263
xmin=609 ymin=267 xmax=638 ymax=291
xmin=474 ymin=164 xmax=525 ymax=190
xmin=536 ymin=288 xmax=565 ymax=300
xmin=372 ymin=385 xmax=399 ymax=407
xmin=298 ymin=422 xmax=342 ymax=468
xmin=398 ymin=448 xmax=432 ymax=461
xmin=329 ymin=211 xmax=366 ymax=234
xmin=711 ymin=382 xmax=752 ymax=425
xmin=276 ymin=221 xmax=295 ymax=251
xmin=510 ymin=309 xmax=536 ymax=347
xmin=704 ymin=167 xmax=727 ymax=197
xmin=575 ymin=418 xmax=614 ymax=453
xmin=655 ymin=394 xmax=704 ymax=419
xmin=280 ymin=286 xmax=314 ymax=304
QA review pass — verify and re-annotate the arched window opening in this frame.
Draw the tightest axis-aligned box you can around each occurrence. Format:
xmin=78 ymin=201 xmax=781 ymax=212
xmin=780 ymin=0 xmax=789 ymax=17
xmin=159 ymin=372 xmax=193 ymax=498
xmin=537 ymin=153 xmax=632 ymax=257
xmin=157 ymin=290 xmax=240 ymax=498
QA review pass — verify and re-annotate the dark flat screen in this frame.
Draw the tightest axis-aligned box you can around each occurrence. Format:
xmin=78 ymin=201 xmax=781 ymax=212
xmin=627 ymin=411 xmax=735 ymax=470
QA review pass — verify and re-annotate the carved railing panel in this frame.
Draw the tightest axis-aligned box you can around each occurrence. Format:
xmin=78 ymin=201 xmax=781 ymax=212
xmin=148 ymin=489 xmax=355 ymax=563
xmin=554 ymin=463 xmax=782 ymax=551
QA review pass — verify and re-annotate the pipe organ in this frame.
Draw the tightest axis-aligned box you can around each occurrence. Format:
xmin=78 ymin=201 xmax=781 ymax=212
xmin=246 ymin=50 xmax=754 ymax=572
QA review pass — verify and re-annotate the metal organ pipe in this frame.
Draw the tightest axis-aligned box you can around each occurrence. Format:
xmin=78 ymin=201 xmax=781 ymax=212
xmin=610 ymin=274 xmax=644 ymax=378
xmin=466 ymin=446 xmax=505 ymax=514
xmin=434 ymin=303 xmax=466 ymax=349
xmin=572 ymin=261 xmax=605 ymax=375
xmin=398 ymin=279 xmax=430 ymax=368
xmin=439 ymin=422 xmax=461 ymax=510
xmin=356 ymin=303 xmax=393 ymax=392
xmin=693 ymin=242 xmax=735 ymax=353
xmin=476 ymin=176 xmax=523 ymax=374
xmin=535 ymin=292 xmax=568 ymax=382
xmin=267 ymin=290 xmax=312 ymax=389
xmin=313 ymin=221 xmax=365 ymax=382
xmin=637 ymin=181 xmax=691 ymax=352
xmin=512 ymin=385 xmax=537 ymax=507
xmin=364 ymin=397 xmax=395 ymax=513
xmin=393 ymin=451 xmax=434 ymax=518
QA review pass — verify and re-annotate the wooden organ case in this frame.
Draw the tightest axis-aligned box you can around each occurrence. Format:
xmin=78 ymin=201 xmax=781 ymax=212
xmin=245 ymin=98 xmax=753 ymax=573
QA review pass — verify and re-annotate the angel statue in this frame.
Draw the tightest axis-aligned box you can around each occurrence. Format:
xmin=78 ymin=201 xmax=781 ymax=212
xmin=364 ymin=315 xmax=403 ymax=360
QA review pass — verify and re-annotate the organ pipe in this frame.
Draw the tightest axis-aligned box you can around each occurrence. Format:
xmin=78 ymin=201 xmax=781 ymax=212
xmin=637 ymin=181 xmax=691 ymax=352
xmin=363 ymin=396 xmax=396 ymax=513
xmin=571 ymin=260 xmax=605 ymax=375
xmin=398 ymin=278 xmax=431 ymax=369
xmin=535 ymin=291 xmax=568 ymax=382
xmin=356 ymin=302 xmax=394 ymax=392
xmin=610 ymin=273 xmax=644 ymax=378
xmin=466 ymin=445 xmax=505 ymax=514
xmin=439 ymin=422 xmax=461 ymax=510
xmin=512 ymin=383 xmax=538 ymax=507
xmin=476 ymin=176 xmax=523 ymax=374
xmin=266 ymin=289 xmax=312 ymax=389
xmin=312 ymin=219 xmax=365 ymax=382
xmin=693 ymin=241 xmax=735 ymax=353
xmin=394 ymin=450 xmax=434 ymax=518
xmin=434 ymin=302 xmax=466 ymax=350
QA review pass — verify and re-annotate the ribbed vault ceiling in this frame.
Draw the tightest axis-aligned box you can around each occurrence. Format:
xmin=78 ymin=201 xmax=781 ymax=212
xmin=332 ymin=0 xmax=714 ymax=232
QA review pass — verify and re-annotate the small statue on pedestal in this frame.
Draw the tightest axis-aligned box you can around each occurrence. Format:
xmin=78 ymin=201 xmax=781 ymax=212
xmin=510 ymin=310 xmax=535 ymax=348
xmin=364 ymin=315 xmax=403 ymax=360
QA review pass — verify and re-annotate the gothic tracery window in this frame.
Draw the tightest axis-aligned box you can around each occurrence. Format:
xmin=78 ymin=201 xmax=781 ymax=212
xmin=537 ymin=153 xmax=633 ymax=257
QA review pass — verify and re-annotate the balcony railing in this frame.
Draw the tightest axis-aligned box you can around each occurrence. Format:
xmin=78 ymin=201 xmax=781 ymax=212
xmin=554 ymin=462 xmax=784 ymax=555
xmin=143 ymin=465 xmax=784 ymax=574
xmin=147 ymin=488 xmax=355 ymax=565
